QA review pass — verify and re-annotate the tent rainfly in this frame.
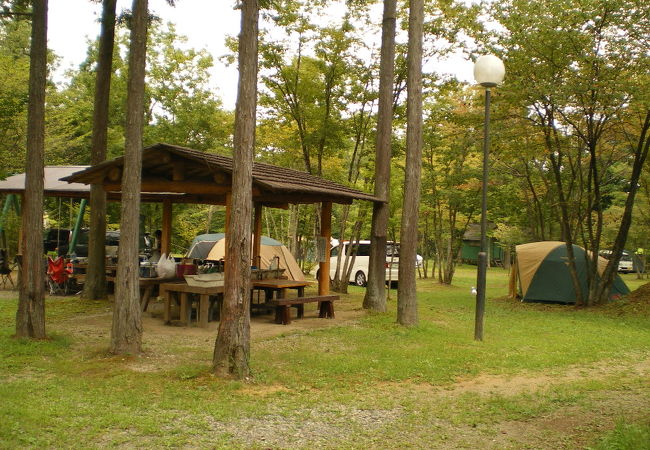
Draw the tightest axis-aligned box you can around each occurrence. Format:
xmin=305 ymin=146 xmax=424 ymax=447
xmin=187 ymin=233 xmax=304 ymax=281
xmin=511 ymin=241 xmax=630 ymax=304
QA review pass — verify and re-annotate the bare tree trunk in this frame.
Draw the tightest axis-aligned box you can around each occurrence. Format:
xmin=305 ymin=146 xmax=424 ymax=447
xmin=83 ymin=0 xmax=116 ymax=301
xmin=595 ymin=110 xmax=650 ymax=303
xmin=110 ymin=0 xmax=148 ymax=355
xmin=213 ymin=0 xmax=258 ymax=379
xmin=363 ymin=0 xmax=396 ymax=312
xmin=397 ymin=0 xmax=423 ymax=326
xmin=16 ymin=0 xmax=47 ymax=339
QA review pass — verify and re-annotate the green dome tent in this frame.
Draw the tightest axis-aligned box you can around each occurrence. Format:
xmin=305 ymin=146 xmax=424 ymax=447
xmin=186 ymin=233 xmax=305 ymax=281
xmin=512 ymin=241 xmax=630 ymax=304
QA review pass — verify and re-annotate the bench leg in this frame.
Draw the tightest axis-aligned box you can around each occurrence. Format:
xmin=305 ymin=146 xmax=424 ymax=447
xmin=319 ymin=301 xmax=334 ymax=319
xmin=296 ymin=304 xmax=304 ymax=319
xmin=275 ymin=305 xmax=291 ymax=325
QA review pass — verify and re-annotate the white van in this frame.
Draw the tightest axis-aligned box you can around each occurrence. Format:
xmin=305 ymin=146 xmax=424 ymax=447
xmin=320 ymin=240 xmax=422 ymax=286
xmin=617 ymin=251 xmax=634 ymax=273
xmin=599 ymin=249 xmax=634 ymax=273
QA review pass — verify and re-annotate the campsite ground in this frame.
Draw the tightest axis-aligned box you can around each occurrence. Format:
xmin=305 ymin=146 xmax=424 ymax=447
xmin=1 ymin=266 xmax=649 ymax=448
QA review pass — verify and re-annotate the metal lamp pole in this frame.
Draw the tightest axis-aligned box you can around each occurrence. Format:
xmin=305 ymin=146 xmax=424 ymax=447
xmin=473 ymin=55 xmax=505 ymax=341
xmin=474 ymin=87 xmax=491 ymax=341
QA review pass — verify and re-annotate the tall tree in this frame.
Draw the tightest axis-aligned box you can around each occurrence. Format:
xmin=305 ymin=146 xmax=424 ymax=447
xmin=15 ymin=0 xmax=47 ymax=339
xmin=397 ymin=0 xmax=423 ymax=326
xmin=0 ymin=16 xmax=30 ymax=177
xmin=363 ymin=0 xmax=396 ymax=312
xmin=488 ymin=0 xmax=650 ymax=305
xmin=213 ymin=0 xmax=258 ymax=379
xmin=110 ymin=0 xmax=148 ymax=354
xmin=83 ymin=0 xmax=117 ymax=301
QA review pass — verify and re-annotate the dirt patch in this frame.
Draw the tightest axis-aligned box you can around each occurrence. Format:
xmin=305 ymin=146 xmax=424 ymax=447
xmin=441 ymin=355 xmax=650 ymax=397
xmin=495 ymin=392 xmax=650 ymax=449
xmin=43 ymin=294 xmax=365 ymax=373
xmin=207 ymin=404 xmax=404 ymax=448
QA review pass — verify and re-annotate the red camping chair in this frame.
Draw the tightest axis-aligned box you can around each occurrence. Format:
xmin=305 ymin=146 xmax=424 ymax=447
xmin=47 ymin=256 xmax=73 ymax=295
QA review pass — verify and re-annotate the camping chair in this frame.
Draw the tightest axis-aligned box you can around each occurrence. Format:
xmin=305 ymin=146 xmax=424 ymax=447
xmin=0 ymin=248 xmax=14 ymax=289
xmin=46 ymin=256 xmax=73 ymax=295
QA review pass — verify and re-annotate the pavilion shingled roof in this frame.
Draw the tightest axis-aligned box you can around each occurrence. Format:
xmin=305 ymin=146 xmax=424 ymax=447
xmin=62 ymin=143 xmax=381 ymax=206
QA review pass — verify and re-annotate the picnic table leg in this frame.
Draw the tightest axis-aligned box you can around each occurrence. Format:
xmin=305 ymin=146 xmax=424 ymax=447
xmin=180 ymin=292 xmax=189 ymax=326
xmin=140 ymin=285 xmax=154 ymax=312
xmin=278 ymin=288 xmax=291 ymax=324
xmin=199 ymin=293 xmax=209 ymax=328
xmin=164 ymin=290 xmax=174 ymax=324
xmin=296 ymin=304 xmax=304 ymax=319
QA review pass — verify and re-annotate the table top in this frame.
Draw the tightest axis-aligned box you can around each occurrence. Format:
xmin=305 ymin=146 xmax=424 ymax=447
xmin=252 ymin=279 xmax=312 ymax=289
xmin=105 ymin=275 xmax=178 ymax=285
xmin=159 ymin=281 xmax=225 ymax=294
xmin=159 ymin=278 xmax=310 ymax=295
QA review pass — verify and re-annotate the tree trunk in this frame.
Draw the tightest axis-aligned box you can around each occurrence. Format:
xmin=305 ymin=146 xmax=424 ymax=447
xmin=83 ymin=0 xmax=117 ymax=301
xmin=397 ymin=0 xmax=423 ymax=327
xmin=110 ymin=0 xmax=148 ymax=355
xmin=213 ymin=0 xmax=258 ymax=379
xmin=595 ymin=110 xmax=650 ymax=303
xmin=16 ymin=0 xmax=48 ymax=339
xmin=363 ymin=0 xmax=396 ymax=312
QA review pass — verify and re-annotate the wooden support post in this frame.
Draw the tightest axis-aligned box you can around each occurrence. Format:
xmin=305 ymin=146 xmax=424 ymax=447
xmin=224 ymin=194 xmax=231 ymax=263
xmin=319 ymin=201 xmax=332 ymax=296
xmin=161 ymin=200 xmax=172 ymax=255
xmin=253 ymin=203 xmax=262 ymax=268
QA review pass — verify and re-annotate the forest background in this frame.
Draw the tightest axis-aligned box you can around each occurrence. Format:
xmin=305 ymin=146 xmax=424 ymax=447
xmin=1 ymin=0 xmax=649 ymax=288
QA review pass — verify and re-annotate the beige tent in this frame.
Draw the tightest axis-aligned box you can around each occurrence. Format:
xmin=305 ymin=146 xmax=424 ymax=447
xmin=511 ymin=241 xmax=629 ymax=303
xmin=186 ymin=233 xmax=304 ymax=281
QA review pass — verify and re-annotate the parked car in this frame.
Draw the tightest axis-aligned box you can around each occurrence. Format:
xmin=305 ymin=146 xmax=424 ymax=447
xmin=617 ymin=251 xmax=634 ymax=273
xmin=43 ymin=228 xmax=71 ymax=253
xmin=599 ymin=249 xmax=634 ymax=273
xmin=316 ymin=240 xmax=422 ymax=287
xmin=56 ymin=229 xmax=151 ymax=258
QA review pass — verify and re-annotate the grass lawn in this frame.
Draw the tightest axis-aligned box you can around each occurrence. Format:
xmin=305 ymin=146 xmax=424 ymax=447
xmin=1 ymin=266 xmax=649 ymax=448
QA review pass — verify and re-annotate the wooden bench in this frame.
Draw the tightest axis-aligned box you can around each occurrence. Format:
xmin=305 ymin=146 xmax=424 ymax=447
xmin=269 ymin=295 xmax=339 ymax=325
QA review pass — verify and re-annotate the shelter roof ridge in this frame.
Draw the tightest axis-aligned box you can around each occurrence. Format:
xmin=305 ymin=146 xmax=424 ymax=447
xmin=58 ymin=143 xmax=380 ymax=205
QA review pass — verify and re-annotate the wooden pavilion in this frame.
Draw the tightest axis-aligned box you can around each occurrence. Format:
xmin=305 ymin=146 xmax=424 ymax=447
xmin=61 ymin=143 xmax=382 ymax=295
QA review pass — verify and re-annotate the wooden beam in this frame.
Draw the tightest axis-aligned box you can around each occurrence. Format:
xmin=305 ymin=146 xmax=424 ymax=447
xmin=224 ymin=193 xmax=231 ymax=261
xmin=252 ymin=203 xmax=262 ymax=268
xmin=103 ymin=179 xmax=227 ymax=195
xmin=253 ymin=194 xmax=354 ymax=205
xmin=318 ymin=201 xmax=332 ymax=296
xmin=161 ymin=200 xmax=172 ymax=255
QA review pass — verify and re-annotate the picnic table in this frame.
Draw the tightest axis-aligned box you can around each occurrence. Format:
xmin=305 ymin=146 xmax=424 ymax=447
xmin=71 ymin=262 xmax=174 ymax=311
xmin=251 ymin=279 xmax=338 ymax=325
xmin=251 ymin=279 xmax=310 ymax=300
xmin=160 ymin=278 xmax=335 ymax=328
xmin=160 ymin=281 xmax=224 ymax=328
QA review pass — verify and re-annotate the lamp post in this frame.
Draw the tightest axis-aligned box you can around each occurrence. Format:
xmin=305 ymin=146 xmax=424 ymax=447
xmin=473 ymin=55 xmax=505 ymax=341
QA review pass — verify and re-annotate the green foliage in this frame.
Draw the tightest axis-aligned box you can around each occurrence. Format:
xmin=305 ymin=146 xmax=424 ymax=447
xmin=0 ymin=18 xmax=30 ymax=177
xmin=593 ymin=421 xmax=650 ymax=450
